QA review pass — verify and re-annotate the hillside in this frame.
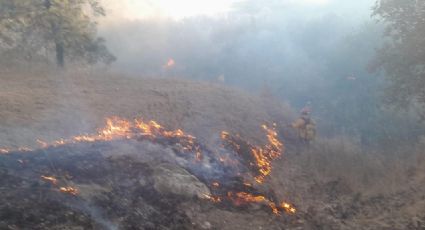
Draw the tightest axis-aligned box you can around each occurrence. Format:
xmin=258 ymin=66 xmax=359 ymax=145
xmin=0 ymin=70 xmax=293 ymax=149
xmin=0 ymin=71 xmax=424 ymax=229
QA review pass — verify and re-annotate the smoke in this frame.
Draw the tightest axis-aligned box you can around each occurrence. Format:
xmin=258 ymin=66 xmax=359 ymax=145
xmin=99 ymin=0 xmax=377 ymax=88
xmin=96 ymin=0 xmax=392 ymax=142
xmin=69 ymin=201 xmax=119 ymax=230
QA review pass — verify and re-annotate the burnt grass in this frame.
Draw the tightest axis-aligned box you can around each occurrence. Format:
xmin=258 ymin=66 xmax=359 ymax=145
xmin=0 ymin=141 xmax=195 ymax=230
xmin=2 ymin=139 xmax=423 ymax=229
xmin=0 ymin=139 xmax=292 ymax=230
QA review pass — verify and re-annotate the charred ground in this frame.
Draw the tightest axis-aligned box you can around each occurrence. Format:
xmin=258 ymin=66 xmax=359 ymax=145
xmin=0 ymin=71 xmax=424 ymax=229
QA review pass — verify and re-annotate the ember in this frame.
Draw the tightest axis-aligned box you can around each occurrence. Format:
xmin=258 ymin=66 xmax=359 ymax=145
xmin=226 ymin=192 xmax=293 ymax=215
xmin=41 ymin=175 xmax=58 ymax=185
xmin=59 ymin=186 xmax=79 ymax=196
xmin=203 ymin=194 xmax=222 ymax=203
xmin=281 ymin=202 xmax=297 ymax=214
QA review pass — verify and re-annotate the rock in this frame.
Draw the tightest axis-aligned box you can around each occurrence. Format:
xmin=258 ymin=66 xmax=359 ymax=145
xmin=152 ymin=163 xmax=210 ymax=199
xmin=201 ymin=221 xmax=212 ymax=229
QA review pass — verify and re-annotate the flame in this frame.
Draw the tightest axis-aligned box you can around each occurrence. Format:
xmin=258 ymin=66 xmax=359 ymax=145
xmin=42 ymin=175 xmax=81 ymax=197
xmin=253 ymin=124 xmax=283 ymax=183
xmin=203 ymin=194 xmax=222 ymax=203
xmin=37 ymin=140 xmax=48 ymax=148
xmin=226 ymin=192 xmax=295 ymax=215
xmin=163 ymin=58 xmax=176 ymax=68
xmin=221 ymin=124 xmax=284 ymax=184
xmin=281 ymin=202 xmax=297 ymax=214
xmin=221 ymin=131 xmax=240 ymax=151
xmin=216 ymin=124 xmax=295 ymax=215
xmin=59 ymin=186 xmax=79 ymax=196
xmin=0 ymin=148 xmax=10 ymax=154
xmin=41 ymin=175 xmax=58 ymax=185
xmin=206 ymin=191 xmax=294 ymax=215
xmin=228 ymin=192 xmax=279 ymax=214
xmin=243 ymin=182 xmax=252 ymax=187
xmin=0 ymin=117 xmax=295 ymax=215
xmin=212 ymin=182 xmax=220 ymax=187
xmin=32 ymin=117 xmax=201 ymax=158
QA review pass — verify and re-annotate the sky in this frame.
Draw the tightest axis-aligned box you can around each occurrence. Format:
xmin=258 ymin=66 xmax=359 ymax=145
xmin=102 ymin=0 xmax=369 ymax=21
xmin=102 ymin=0 xmax=234 ymax=20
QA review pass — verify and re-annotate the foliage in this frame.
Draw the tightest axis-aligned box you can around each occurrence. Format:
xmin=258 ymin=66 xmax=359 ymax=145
xmin=371 ymin=0 xmax=425 ymax=116
xmin=0 ymin=0 xmax=115 ymax=67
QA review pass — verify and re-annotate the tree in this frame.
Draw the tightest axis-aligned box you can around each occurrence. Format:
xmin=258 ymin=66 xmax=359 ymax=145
xmin=371 ymin=0 xmax=425 ymax=115
xmin=0 ymin=0 xmax=115 ymax=67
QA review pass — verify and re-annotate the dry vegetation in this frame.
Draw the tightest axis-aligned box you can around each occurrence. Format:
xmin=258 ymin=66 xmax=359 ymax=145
xmin=1 ymin=69 xmax=424 ymax=229
xmin=0 ymin=68 xmax=292 ymax=148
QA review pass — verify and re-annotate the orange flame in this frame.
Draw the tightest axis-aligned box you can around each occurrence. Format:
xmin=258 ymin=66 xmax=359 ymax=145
xmin=59 ymin=186 xmax=79 ymax=196
xmin=203 ymin=194 xmax=222 ymax=203
xmin=221 ymin=124 xmax=284 ymax=184
xmin=228 ymin=192 xmax=279 ymax=214
xmin=32 ymin=117 xmax=201 ymax=158
xmin=41 ymin=175 xmax=58 ymax=185
xmin=281 ymin=202 xmax=297 ymax=214
xmin=228 ymin=192 xmax=295 ymax=215
xmin=253 ymin=124 xmax=283 ymax=183
xmin=0 ymin=117 xmax=295 ymax=215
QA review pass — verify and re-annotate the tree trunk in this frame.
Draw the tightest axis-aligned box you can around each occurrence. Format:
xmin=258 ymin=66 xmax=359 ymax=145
xmin=55 ymin=41 xmax=65 ymax=68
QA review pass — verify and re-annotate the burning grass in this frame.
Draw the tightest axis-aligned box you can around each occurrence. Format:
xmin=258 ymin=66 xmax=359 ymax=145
xmin=0 ymin=116 xmax=296 ymax=216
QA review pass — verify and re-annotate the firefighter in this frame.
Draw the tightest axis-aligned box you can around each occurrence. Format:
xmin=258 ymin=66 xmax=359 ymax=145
xmin=292 ymin=106 xmax=316 ymax=143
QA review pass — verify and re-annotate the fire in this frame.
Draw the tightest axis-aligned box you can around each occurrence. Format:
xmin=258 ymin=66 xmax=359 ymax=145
xmin=253 ymin=124 xmax=284 ymax=183
xmin=221 ymin=131 xmax=240 ymax=151
xmin=221 ymin=124 xmax=284 ymax=184
xmin=163 ymin=58 xmax=176 ymax=68
xmin=31 ymin=117 xmax=201 ymax=159
xmin=0 ymin=116 xmax=296 ymax=216
xmin=41 ymin=175 xmax=58 ymax=185
xmin=37 ymin=140 xmax=48 ymax=148
xmin=72 ymin=116 xmax=132 ymax=142
xmin=225 ymin=192 xmax=295 ymax=215
xmin=215 ymin=124 xmax=296 ymax=215
xmin=243 ymin=182 xmax=252 ymax=187
xmin=41 ymin=175 xmax=80 ymax=197
xmin=281 ymin=202 xmax=297 ymax=214
xmin=59 ymin=186 xmax=79 ymax=196
xmin=229 ymin=192 xmax=279 ymax=214
xmin=203 ymin=194 xmax=222 ymax=203
xmin=0 ymin=148 xmax=10 ymax=154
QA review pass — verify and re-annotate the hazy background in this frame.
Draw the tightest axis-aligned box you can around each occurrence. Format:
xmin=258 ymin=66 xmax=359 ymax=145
xmin=94 ymin=0 xmax=422 ymax=145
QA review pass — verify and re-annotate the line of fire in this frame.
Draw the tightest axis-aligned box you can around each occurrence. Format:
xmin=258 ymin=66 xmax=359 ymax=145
xmin=1 ymin=116 xmax=296 ymax=216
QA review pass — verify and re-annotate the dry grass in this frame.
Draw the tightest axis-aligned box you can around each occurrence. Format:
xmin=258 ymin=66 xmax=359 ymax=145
xmin=2 ymin=67 xmax=422 ymax=197
xmin=2 ymin=67 xmax=425 ymax=227
xmin=0 ymin=69 xmax=293 ymax=149
xmin=277 ymin=136 xmax=425 ymax=198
